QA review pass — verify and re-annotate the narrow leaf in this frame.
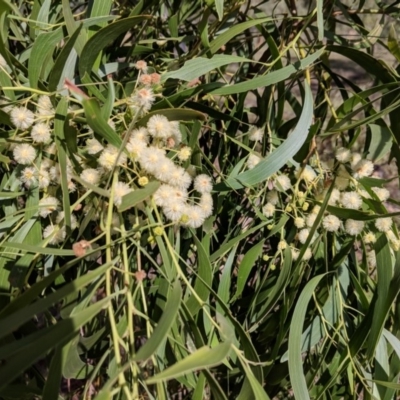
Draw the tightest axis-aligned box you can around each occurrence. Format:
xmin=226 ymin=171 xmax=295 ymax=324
xmin=82 ymin=98 xmax=122 ymax=148
xmin=28 ymin=28 xmax=63 ymax=88
xmin=208 ymin=17 xmax=271 ymax=55
xmin=118 ymin=181 xmax=160 ymax=212
xmin=231 ymin=240 xmax=264 ymax=302
xmin=134 ymin=281 xmax=181 ymax=361
xmin=146 ymin=342 xmax=231 ymax=384
xmin=288 ymin=274 xmax=328 ymax=400
xmin=79 ymin=16 xmax=151 ymax=78
xmin=162 ymin=55 xmax=252 ymax=82
xmin=210 ymin=48 xmax=324 ymax=95
xmin=235 ymin=82 xmax=313 ymax=187
xmin=0 ymin=297 xmax=110 ymax=390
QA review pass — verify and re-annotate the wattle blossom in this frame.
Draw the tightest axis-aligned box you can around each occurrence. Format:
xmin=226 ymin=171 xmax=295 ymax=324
xmin=10 ymin=107 xmax=35 ymax=130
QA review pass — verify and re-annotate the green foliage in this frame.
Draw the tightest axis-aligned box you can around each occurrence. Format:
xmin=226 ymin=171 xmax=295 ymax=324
xmin=1 ymin=0 xmax=400 ymax=399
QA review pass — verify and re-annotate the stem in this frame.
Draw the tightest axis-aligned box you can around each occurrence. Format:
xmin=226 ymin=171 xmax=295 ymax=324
xmin=106 ymin=171 xmax=129 ymax=392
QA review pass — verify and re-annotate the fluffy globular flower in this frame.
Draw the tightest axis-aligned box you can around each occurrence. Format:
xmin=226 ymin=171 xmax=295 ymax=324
xmin=296 ymin=166 xmax=317 ymax=183
xmin=20 ymin=167 xmax=37 ymax=187
xmin=292 ymin=248 xmax=300 ymax=261
xmin=43 ymin=225 xmax=66 ymax=245
xmin=341 ymin=191 xmax=362 ymax=210
xmin=13 ymin=143 xmax=37 ymax=165
xmin=363 ymin=232 xmax=376 ymax=244
xmin=194 ymin=174 xmax=213 ymax=194
xmin=147 ymin=114 xmax=171 ymax=139
xmin=366 ymin=251 xmax=376 ymax=268
xmin=266 ymin=190 xmax=279 ymax=205
xmin=10 ymin=107 xmax=35 ymax=130
xmin=38 ymin=169 xmax=50 ymax=189
xmin=171 ymin=187 xmax=189 ymax=205
xmin=247 ymin=154 xmax=261 ymax=169
xmin=130 ymin=127 xmax=149 ymax=143
xmin=335 ymin=147 xmax=351 ymax=163
xmin=126 ymin=137 xmax=147 ymax=158
xmin=138 ymin=146 xmax=166 ymax=173
xmin=182 ymin=205 xmax=206 ymax=228
xmin=38 ymin=196 xmax=59 ymax=218
xmin=328 ymin=188 xmax=341 ymax=205
xmin=306 ymin=213 xmax=317 ymax=228
xmin=49 ymin=163 xmax=70 ymax=183
xmin=98 ymin=145 xmax=127 ymax=170
xmin=153 ymin=158 xmax=176 ymax=181
xmin=178 ymin=146 xmax=192 ymax=161
xmin=375 ymin=217 xmax=392 ymax=232
xmin=86 ymin=138 xmax=103 ymax=154
xmin=37 ymin=95 xmax=54 ymax=117
xmin=312 ymin=205 xmax=321 ymax=215
xmin=154 ymin=184 xmax=174 ymax=207
xmin=56 ymin=212 xmax=78 ymax=230
xmin=80 ymin=168 xmax=101 ymax=185
xmin=303 ymin=248 xmax=313 ymax=260
xmin=350 ymin=152 xmax=362 ymax=167
xmin=113 ymin=181 xmax=133 ymax=207
xmin=372 ymin=187 xmax=390 ymax=201
xmin=140 ymin=74 xmax=152 ymax=85
xmin=31 ymin=123 xmax=51 ymax=143
xmin=298 ymin=229 xmax=310 ymax=244
xmin=166 ymin=167 xmax=192 ymax=190
xmin=67 ymin=180 xmax=77 ymax=193
xmin=352 ymin=159 xmax=374 ymax=179
xmin=162 ymin=201 xmax=184 ymax=222
xmin=274 ymin=175 xmax=291 ymax=192
xmin=199 ymin=193 xmax=213 ymax=217
xmin=135 ymin=60 xmax=148 ymax=72
xmin=248 ymin=126 xmax=263 ymax=142
xmin=322 ymin=215 xmax=341 ymax=232
xmin=130 ymin=88 xmax=155 ymax=113
xmin=294 ymin=217 xmax=305 ymax=228
xmin=169 ymin=121 xmax=182 ymax=145
xmin=150 ymin=73 xmax=161 ymax=84
xmin=262 ymin=202 xmax=275 ymax=217
xmin=277 ymin=240 xmax=287 ymax=250
xmin=345 ymin=219 xmax=365 ymax=236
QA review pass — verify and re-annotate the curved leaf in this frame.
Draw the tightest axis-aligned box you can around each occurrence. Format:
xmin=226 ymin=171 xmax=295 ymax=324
xmin=208 ymin=17 xmax=271 ymax=55
xmin=28 ymin=28 xmax=63 ymax=89
xmin=146 ymin=342 xmax=231 ymax=384
xmin=134 ymin=281 xmax=182 ymax=361
xmin=288 ymin=274 xmax=328 ymax=400
xmin=235 ymin=82 xmax=313 ymax=187
xmin=0 ymin=297 xmax=111 ymax=390
xmin=79 ymin=15 xmax=151 ymax=78
xmin=162 ymin=54 xmax=253 ymax=82
xmin=210 ymin=48 xmax=324 ymax=95
xmin=82 ymin=98 xmax=122 ymax=148
xmin=118 ymin=181 xmax=160 ymax=212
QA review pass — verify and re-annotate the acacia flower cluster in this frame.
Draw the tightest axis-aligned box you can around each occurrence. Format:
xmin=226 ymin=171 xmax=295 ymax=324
xmin=251 ymin=143 xmax=399 ymax=264
xmin=5 ymin=63 xmax=213 ymax=246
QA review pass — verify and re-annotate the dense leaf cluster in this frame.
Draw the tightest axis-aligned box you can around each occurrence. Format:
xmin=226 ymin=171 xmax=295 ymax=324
xmin=1 ymin=0 xmax=400 ymax=399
